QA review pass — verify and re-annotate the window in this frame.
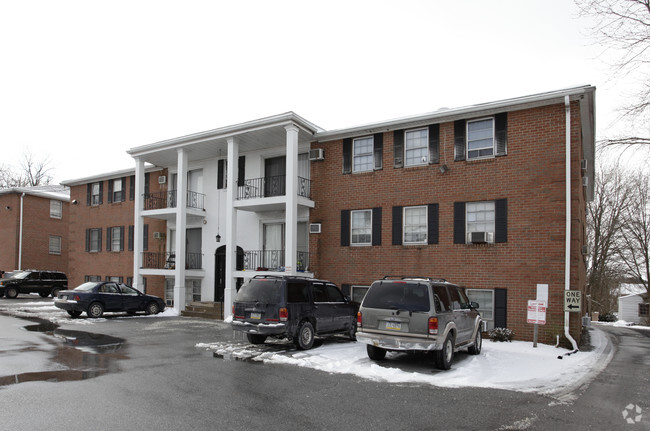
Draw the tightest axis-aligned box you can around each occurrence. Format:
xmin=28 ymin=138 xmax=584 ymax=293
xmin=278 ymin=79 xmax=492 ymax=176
xmin=640 ymin=303 xmax=649 ymax=317
xmin=91 ymin=182 xmax=101 ymax=205
xmin=49 ymin=236 xmax=61 ymax=254
xmin=454 ymin=199 xmax=507 ymax=244
xmin=108 ymin=226 xmax=124 ymax=252
xmin=85 ymin=275 xmax=101 ymax=282
xmin=111 ymin=178 xmax=124 ymax=202
xmin=87 ymin=228 xmax=102 ymax=252
xmin=467 ymin=289 xmax=495 ymax=330
xmin=403 ymin=206 xmax=427 ymax=244
xmin=467 ymin=118 xmax=495 ymax=159
xmin=353 ymin=137 xmax=374 ymax=172
xmin=405 ymin=128 xmax=429 ymax=166
xmin=351 ymin=210 xmax=372 ymax=245
xmin=351 ymin=285 xmax=370 ymax=303
xmin=50 ymin=200 xmax=62 ymax=219
xmin=466 ymin=201 xmax=495 ymax=241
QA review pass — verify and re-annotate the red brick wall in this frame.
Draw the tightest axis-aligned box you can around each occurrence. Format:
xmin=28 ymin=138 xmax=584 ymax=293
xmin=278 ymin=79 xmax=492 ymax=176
xmin=309 ymin=102 xmax=589 ymax=345
xmin=67 ymin=172 xmax=167 ymax=298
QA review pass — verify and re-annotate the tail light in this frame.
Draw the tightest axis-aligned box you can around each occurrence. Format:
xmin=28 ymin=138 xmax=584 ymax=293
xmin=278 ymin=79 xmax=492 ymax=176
xmin=428 ymin=317 xmax=438 ymax=335
xmin=73 ymin=295 xmax=81 ymax=301
xmin=279 ymin=308 xmax=288 ymax=322
xmin=232 ymin=305 xmax=235 ymax=316
xmin=357 ymin=311 xmax=362 ymax=327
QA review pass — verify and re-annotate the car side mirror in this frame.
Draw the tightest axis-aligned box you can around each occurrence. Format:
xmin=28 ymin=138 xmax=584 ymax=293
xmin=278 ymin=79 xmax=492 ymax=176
xmin=470 ymin=301 xmax=480 ymax=310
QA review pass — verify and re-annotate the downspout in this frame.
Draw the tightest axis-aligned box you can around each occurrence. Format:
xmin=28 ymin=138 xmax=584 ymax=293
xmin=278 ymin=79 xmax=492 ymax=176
xmin=18 ymin=192 xmax=25 ymax=270
xmin=564 ymin=96 xmax=578 ymax=351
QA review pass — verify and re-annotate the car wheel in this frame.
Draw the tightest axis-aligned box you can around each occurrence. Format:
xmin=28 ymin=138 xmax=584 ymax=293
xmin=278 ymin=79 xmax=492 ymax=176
xmin=51 ymin=288 xmax=61 ymax=298
xmin=435 ymin=332 xmax=455 ymax=370
xmin=67 ymin=310 xmax=82 ymax=318
xmin=5 ymin=286 xmax=18 ymax=299
xmin=295 ymin=321 xmax=315 ymax=350
xmin=247 ymin=333 xmax=267 ymax=344
xmin=468 ymin=329 xmax=482 ymax=355
xmin=39 ymin=292 xmax=49 ymax=298
xmin=87 ymin=302 xmax=104 ymax=318
xmin=366 ymin=344 xmax=387 ymax=361
xmin=145 ymin=301 xmax=160 ymax=315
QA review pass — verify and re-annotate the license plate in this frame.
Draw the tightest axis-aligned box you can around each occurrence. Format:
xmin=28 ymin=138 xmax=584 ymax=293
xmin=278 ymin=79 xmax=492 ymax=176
xmin=386 ymin=321 xmax=401 ymax=331
xmin=250 ymin=312 xmax=261 ymax=320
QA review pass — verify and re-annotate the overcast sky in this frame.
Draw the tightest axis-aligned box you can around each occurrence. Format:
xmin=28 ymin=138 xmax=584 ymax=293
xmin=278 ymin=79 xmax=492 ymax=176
xmin=0 ymin=0 xmax=639 ymax=184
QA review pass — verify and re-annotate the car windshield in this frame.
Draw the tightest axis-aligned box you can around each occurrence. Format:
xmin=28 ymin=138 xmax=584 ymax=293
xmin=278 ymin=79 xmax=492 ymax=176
xmin=362 ymin=282 xmax=431 ymax=312
xmin=11 ymin=271 xmax=30 ymax=280
xmin=235 ymin=279 xmax=282 ymax=303
xmin=74 ymin=282 xmax=100 ymax=292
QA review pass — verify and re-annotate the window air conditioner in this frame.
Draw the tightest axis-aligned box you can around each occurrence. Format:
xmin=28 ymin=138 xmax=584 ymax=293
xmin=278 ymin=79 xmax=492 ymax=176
xmin=468 ymin=231 xmax=493 ymax=244
xmin=158 ymin=176 xmax=167 ymax=184
xmin=309 ymin=223 xmax=322 ymax=234
xmin=153 ymin=232 xmax=165 ymax=240
xmin=308 ymin=149 xmax=324 ymax=161
xmin=580 ymin=159 xmax=587 ymax=171
xmin=582 ymin=177 xmax=589 ymax=187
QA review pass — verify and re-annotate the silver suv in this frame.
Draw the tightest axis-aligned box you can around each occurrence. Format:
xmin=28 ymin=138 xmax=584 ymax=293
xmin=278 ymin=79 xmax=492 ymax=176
xmin=356 ymin=277 xmax=482 ymax=369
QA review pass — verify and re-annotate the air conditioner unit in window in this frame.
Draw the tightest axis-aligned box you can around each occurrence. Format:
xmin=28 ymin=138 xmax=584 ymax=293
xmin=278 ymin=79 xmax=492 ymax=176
xmin=468 ymin=231 xmax=494 ymax=244
xmin=158 ymin=176 xmax=167 ymax=184
xmin=153 ymin=232 xmax=166 ymax=240
xmin=582 ymin=244 xmax=591 ymax=255
xmin=581 ymin=159 xmax=587 ymax=171
xmin=582 ymin=177 xmax=589 ymax=187
xmin=309 ymin=223 xmax=322 ymax=234
xmin=308 ymin=148 xmax=324 ymax=161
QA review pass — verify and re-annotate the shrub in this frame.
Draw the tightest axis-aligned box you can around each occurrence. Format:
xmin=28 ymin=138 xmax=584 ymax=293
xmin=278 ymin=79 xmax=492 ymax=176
xmin=598 ymin=313 xmax=617 ymax=322
xmin=488 ymin=327 xmax=514 ymax=342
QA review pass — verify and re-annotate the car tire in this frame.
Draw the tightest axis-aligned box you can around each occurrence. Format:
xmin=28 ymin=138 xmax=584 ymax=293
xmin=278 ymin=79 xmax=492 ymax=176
xmin=435 ymin=332 xmax=455 ymax=370
xmin=5 ymin=286 xmax=18 ymax=299
xmin=67 ymin=310 xmax=82 ymax=318
xmin=87 ymin=302 xmax=104 ymax=318
xmin=468 ymin=329 xmax=482 ymax=355
xmin=247 ymin=333 xmax=267 ymax=344
xmin=145 ymin=301 xmax=160 ymax=315
xmin=295 ymin=320 xmax=315 ymax=350
xmin=366 ymin=344 xmax=387 ymax=361
xmin=51 ymin=288 xmax=61 ymax=298
xmin=39 ymin=292 xmax=49 ymax=298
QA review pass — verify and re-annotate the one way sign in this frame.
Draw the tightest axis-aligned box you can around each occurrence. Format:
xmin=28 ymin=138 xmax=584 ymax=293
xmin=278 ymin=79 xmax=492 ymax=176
xmin=564 ymin=290 xmax=582 ymax=312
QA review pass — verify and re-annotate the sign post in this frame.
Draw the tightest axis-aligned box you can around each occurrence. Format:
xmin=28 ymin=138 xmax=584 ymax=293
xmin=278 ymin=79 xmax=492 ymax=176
xmin=527 ymin=300 xmax=547 ymax=348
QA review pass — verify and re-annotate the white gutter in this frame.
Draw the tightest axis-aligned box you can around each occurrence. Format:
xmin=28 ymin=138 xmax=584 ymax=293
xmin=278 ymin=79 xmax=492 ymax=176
xmin=18 ymin=192 xmax=25 ymax=270
xmin=564 ymin=96 xmax=578 ymax=351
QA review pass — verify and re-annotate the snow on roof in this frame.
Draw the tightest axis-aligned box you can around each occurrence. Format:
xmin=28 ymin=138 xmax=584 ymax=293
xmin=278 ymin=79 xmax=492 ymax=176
xmin=619 ymin=284 xmax=647 ymax=296
xmin=0 ymin=185 xmax=70 ymax=201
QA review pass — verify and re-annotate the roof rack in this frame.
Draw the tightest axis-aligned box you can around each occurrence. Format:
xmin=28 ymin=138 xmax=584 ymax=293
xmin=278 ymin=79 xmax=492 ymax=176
xmin=251 ymin=274 xmax=315 ymax=281
xmin=382 ymin=275 xmax=448 ymax=283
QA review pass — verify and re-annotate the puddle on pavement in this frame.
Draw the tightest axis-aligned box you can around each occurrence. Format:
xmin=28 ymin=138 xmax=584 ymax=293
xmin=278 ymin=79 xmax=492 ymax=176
xmin=1 ymin=316 xmax=127 ymax=387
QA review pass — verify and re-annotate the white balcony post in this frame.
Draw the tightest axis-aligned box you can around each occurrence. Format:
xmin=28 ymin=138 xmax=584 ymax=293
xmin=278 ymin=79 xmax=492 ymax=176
xmin=224 ymin=137 xmax=238 ymax=319
xmin=174 ymin=148 xmax=188 ymax=312
xmin=133 ymin=157 xmax=145 ymax=291
xmin=285 ymin=124 xmax=299 ymax=275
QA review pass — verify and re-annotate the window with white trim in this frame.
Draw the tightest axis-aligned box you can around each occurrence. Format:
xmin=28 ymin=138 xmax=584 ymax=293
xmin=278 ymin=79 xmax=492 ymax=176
xmin=466 ymin=289 xmax=494 ymax=330
xmin=91 ymin=182 xmax=101 ymax=205
xmin=466 ymin=201 xmax=495 ymax=241
xmin=405 ymin=128 xmax=428 ymax=166
xmin=467 ymin=118 xmax=495 ymax=159
xmin=49 ymin=236 xmax=61 ymax=254
xmin=109 ymin=226 xmax=123 ymax=252
xmin=88 ymin=228 xmax=101 ymax=252
xmin=50 ymin=200 xmax=62 ymax=219
xmin=403 ymin=206 xmax=427 ymax=244
xmin=351 ymin=209 xmax=372 ymax=245
xmin=353 ymin=137 xmax=374 ymax=172
xmin=351 ymin=285 xmax=370 ymax=303
xmin=112 ymin=178 xmax=124 ymax=202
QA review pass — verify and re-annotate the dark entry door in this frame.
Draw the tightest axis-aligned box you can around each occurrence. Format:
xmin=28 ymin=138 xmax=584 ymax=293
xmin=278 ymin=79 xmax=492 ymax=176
xmin=264 ymin=156 xmax=286 ymax=197
xmin=214 ymin=246 xmax=244 ymax=302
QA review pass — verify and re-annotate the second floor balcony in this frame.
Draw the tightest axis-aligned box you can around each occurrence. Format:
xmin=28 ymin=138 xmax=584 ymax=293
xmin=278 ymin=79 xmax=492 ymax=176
xmin=143 ymin=190 xmax=205 ymax=211
xmin=141 ymin=251 xmax=203 ymax=270
xmin=237 ymin=175 xmax=311 ymax=200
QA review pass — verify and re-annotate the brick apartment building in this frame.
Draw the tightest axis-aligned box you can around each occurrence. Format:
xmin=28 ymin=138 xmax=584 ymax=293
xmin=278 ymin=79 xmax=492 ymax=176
xmin=61 ymin=168 xmax=167 ymax=299
xmin=0 ymin=185 xmax=70 ymax=276
xmin=125 ymin=85 xmax=595 ymax=346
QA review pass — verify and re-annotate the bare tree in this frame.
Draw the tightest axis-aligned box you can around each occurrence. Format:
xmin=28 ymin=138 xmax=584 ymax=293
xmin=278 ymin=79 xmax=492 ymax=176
xmin=0 ymin=149 xmax=53 ymax=188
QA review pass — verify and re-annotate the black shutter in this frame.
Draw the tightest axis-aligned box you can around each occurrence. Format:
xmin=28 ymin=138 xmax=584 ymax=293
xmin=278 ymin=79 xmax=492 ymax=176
xmin=85 ymin=229 xmax=90 ymax=252
xmin=238 ymin=156 xmax=245 ymax=185
xmin=107 ymin=180 xmax=113 ymax=203
xmin=341 ymin=284 xmax=351 ymax=298
xmin=427 ymin=203 xmax=439 ymax=244
xmin=86 ymin=184 xmax=91 ymax=206
xmin=495 ymin=113 xmax=507 ymax=156
xmin=392 ymin=206 xmax=403 ymax=245
xmin=129 ymin=175 xmax=135 ymax=201
xmin=107 ymin=227 xmax=111 ymax=251
xmin=428 ymin=124 xmax=440 ymax=164
xmin=340 ymin=210 xmax=350 ymax=246
xmin=98 ymin=228 xmax=102 ymax=251
xmin=373 ymin=133 xmax=383 ymax=170
xmin=453 ymin=202 xmax=466 ymax=244
xmin=394 ymin=130 xmax=404 ymax=168
xmin=372 ymin=207 xmax=382 ymax=246
xmin=143 ymin=224 xmax=149 ymax=251
xmin=217 ymin=159 xmax=225 ymax=189
xmin=98 ymin=182 xmax=104 ymax=204
xmin=494 ymin=288 xmax=507 ymax=328
xmin=128 ymin=225 xmax=134 ymax=251
xmin=495 ymin=199 xmax=508 ymax=243
xmin=454 ymin=120 xmax=466 ymax=162
xmin=144 ymin=173 xmax=150 ymax=196
xmin=120 ymin=226 xmax=125 ymax=251
xmin=342 ymin=138 xmax=352 ymax=174
xmin=121 ymin=177 xmax=127 ymax=202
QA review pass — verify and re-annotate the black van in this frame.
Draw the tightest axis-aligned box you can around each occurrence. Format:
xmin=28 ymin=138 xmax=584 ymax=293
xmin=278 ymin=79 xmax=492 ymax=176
xmin=231 ymin=275 xmax=358 ymax=350
xmin=0 ymin=270 xmax=68 ymax=298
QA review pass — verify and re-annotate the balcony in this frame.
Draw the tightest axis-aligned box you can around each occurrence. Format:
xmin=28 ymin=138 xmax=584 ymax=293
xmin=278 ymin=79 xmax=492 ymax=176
xmin=242 ymin=250 xmax=309 ymax=272
xmin=143 ymin=190 xmax=206 ymax=211
xmin=237 ymin=176 xmax=311 ymax=200
xmin=141 ymin=252 xmax=203 ymax=270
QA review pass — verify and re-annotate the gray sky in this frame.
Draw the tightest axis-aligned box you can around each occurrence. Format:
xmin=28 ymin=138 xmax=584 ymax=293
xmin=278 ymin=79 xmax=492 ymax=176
xmin=0 ymin=0 xmax=638 ymax=183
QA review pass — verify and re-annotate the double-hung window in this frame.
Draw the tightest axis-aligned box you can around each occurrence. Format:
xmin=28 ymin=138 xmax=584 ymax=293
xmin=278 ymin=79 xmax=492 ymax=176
xmin=466 ymin=201 xmax=495 ymax=242
xmin=50 ymin=200 xmax=62 ymax=219
xmin=467 ymin=118 xmax=495 ymax=159
xmin=112 ymin=178 xmax=124 ymax=202
xmin=353 ymin=137 xmax=374 ymax=173
xmin=405 ymin=128 xmax=429 ymax=166
xmin=466 ymin=289 xmax=494 ymax=330
xmin=351 ymin=210 xmax=372 ymax=245
xmin=403 ymin=206 xmax=427 ymax=244
xmin=91 ymin=183 xmax=101 ymax=206
xmin=88 ymin=228 xmax=101 ymax=252
xmin=108 ymin=226 xmax=124 ymax=252
xmin=49 ymin=236 xmax=61 ymax=254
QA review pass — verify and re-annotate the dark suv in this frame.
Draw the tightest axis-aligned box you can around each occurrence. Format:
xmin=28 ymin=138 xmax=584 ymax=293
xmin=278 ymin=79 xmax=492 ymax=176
xmin=0 ymin=270 xmax=68 ymax=299
xmin=356 ymin=277 xmax=482 ymax=369
xmin=231 ymin=275 xmax=358 ymax=350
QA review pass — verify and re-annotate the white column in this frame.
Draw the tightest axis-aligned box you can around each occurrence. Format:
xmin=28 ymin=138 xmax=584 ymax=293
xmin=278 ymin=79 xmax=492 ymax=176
xmin=224 ymin=137 xmax=238 ymax=319
xmin=133 ymin=157 xmax=145 ymax=291
xmin=174 ymin=148 xmax=188 ymax=312
xmin=284 ymin=124 xmax=299 ymax=275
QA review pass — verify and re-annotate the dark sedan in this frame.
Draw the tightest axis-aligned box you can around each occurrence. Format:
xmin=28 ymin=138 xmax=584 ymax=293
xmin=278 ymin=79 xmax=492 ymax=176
xmin=54 ymin=281 xmax=165 ymax=318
